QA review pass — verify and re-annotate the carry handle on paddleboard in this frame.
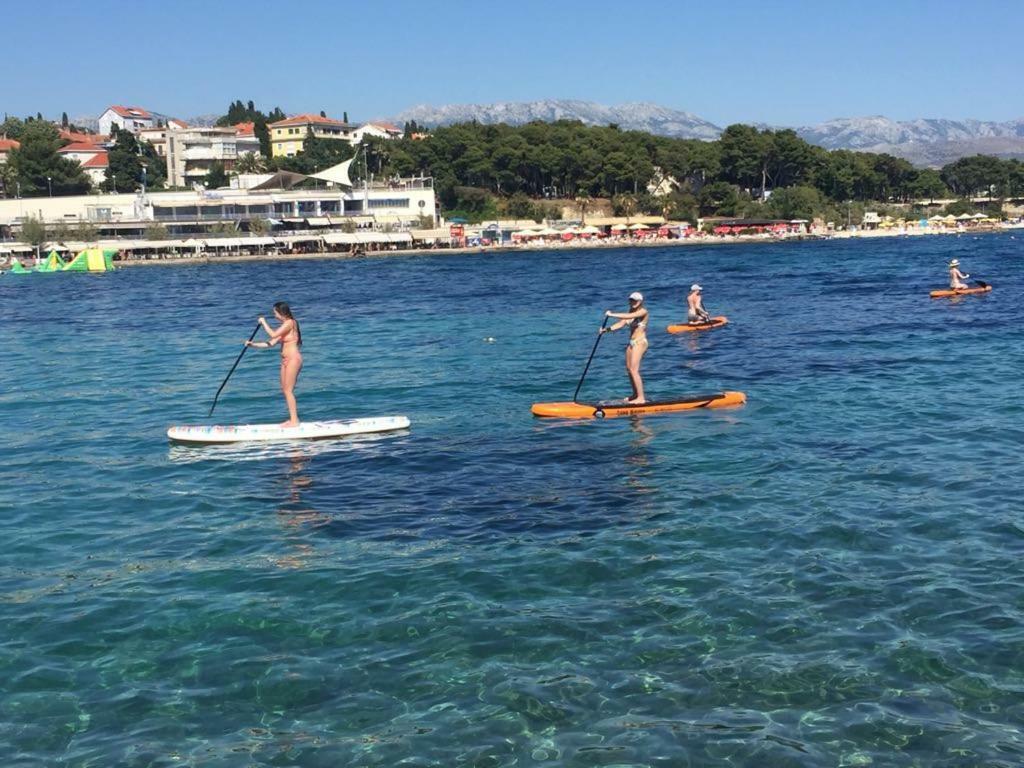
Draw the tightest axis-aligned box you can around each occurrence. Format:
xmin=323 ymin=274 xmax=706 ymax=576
xmin=209 ymin=322 xmax=261 ymax=417
xmin=573 ymin=316 xmax=609 ymax=403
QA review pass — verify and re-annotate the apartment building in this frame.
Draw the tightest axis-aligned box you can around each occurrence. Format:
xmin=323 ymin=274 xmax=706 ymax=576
xmin=165 ymin=124 xmax=261 ymax=188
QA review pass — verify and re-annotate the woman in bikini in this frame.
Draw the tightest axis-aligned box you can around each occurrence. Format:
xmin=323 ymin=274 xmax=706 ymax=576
xmin=948 ymin=259 xmax=970 ymax=290
xmin=602 ymin=291 xmax=649 ymax=404
xmin=245 ymin=301 xmax=303 ymax=427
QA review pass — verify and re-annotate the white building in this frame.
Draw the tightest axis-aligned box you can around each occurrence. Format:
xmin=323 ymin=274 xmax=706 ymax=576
xmin=0 ymin=177 xmax=437 ymax=235
xmin=351 ymin=122 xmax=403 ymax=143
xmin=165 ymin=124 xmax=262 ymax=188
xmin=98 ymin=105 xmax=155 ymax=136
xmin=57 ymin=142 xmax=110 ymax=188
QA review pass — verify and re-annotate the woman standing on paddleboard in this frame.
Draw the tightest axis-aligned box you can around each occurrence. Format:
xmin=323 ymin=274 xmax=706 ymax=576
xmin=602 ymin=292 xmax=649 ymax=404
xmin=948 ymin=259 xmax=970 ymax=290
xmin=245 ymin=301 xmax=303 ymax=427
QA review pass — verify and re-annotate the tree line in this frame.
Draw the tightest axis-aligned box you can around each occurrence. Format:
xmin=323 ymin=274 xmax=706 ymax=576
xmin=363 ymin=120 xmax=1024 ymax=222
xmin=4 ymin=106 xmax=1024 ymax=223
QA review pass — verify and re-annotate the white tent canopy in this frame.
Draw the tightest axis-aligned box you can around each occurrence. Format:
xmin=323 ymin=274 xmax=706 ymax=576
xmin=309 ymin=159 xmax=355 ymax=188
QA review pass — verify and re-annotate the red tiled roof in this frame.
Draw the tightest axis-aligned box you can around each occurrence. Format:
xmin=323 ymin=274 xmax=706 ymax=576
xmin=109 ymin=105 xmax=153 ymax=119
xmin=269 ymin=113 xmax=350 ymax=128
xmin=59 ymin=142 xmax=104 ymax=153
xmin=168 ymin=118 xmax=188 ymax=129
xmin=234 ymin=121 xmax=255 ymax=136
xmin=367 ymin=122 xmax=401 ymax=133
xmin=59 ymin=129 xmax=107 ymax=144
xmin=0 ymin=138 xmax=20 ymax=151
xmin=82 ymin=153 xmax=109 ymax=168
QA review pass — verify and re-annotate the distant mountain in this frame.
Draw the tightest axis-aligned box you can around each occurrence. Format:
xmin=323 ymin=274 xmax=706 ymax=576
xmin=395 ymin=100 xmax=723 ymax=141
xmin=393 ymin=100 xmax=1024 ymax=166
xmin=797 ymin=115 xmax=1024 ymax=150
xmin=184 ymin=114 xmax=219 ymax=127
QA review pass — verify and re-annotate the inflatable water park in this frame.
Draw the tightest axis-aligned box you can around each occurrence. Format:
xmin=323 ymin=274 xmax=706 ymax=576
xmin=3 ymin=248 xmax=117 ymax=275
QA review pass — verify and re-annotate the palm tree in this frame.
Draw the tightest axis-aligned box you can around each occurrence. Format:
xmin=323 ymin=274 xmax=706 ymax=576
xmin=234 ymin=152 xmax=266 ymax=175
xmin=575 ymin=193 xmax=591 ymax=225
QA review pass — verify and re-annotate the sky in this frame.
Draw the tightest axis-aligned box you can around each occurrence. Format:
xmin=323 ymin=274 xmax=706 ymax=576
xmin=3 ymin=0 xmax=1021 ymax=127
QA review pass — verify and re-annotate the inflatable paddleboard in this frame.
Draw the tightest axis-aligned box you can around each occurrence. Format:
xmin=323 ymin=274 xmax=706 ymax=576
xmin=666 ymin=316 xmax=729 ymax=333
xmin=930 ymin=285 xmax=992 ymax=298
xmin=167 ymin=416 xmax=410 ymax=444
xmin=531 ymin=391 xmax=746 ymax=419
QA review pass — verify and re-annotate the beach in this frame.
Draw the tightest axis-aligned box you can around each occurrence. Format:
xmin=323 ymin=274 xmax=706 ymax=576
xmin=3 ymin=234 xmax=1022 ymax=765
xmin=104 ymin=222 xmax=1019 ymax=268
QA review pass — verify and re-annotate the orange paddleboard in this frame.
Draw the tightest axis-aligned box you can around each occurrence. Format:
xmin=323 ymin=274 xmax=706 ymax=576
xmin=930 ymin=285 xmax=992 ymax=298
xmin=666 ymin=316 xmax=729 ymax=333
xmin=531 ymin=391 xmax=747 ymax=419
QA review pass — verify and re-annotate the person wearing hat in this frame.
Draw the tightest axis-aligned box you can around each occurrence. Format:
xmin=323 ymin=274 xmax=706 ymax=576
xmin=687 ymin=284 xmax=712 ymax=325
xmin=948 ymin=259 xmax=970 ymax=290
xmin=602 ymin=292 xmax=650 ymax=404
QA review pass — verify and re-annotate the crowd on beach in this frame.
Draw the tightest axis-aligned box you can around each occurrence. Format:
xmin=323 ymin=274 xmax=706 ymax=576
xmin=2 ymin=214 xmax=1021 ymax=271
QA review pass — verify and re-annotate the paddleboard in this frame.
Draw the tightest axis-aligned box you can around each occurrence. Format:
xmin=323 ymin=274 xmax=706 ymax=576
xmin=531 ymin=391 xmax=746 ymax=419
xmin=929 ymin=285 xmax=992 ymax=298
xmin=167 ymin=416 xmax=410 ymax=444
xmin=666 ymin=316 xmax=729 ymax=333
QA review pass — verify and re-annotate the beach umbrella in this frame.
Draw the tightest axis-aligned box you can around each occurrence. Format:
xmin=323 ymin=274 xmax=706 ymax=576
xmin=628 ymin=223 xmax=649 ymax=230
xmin=610 ymin=224 xmax=628 ymax=231
xmin=581 ymin=225 xmax=600 ymax=234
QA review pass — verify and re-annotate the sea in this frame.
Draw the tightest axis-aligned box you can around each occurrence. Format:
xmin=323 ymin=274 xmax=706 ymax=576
xmin=2 ymin=233 xmax=1022 ymax=767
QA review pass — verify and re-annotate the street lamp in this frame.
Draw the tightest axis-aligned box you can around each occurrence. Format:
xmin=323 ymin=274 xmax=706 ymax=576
xmin=47 ymin=176 xmax=52 ymax=197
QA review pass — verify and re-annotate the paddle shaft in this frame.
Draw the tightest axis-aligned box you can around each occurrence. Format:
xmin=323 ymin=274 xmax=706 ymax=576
xmin=209 ymin=322 xmax=261 ymax=417
xmin=573 ymin=316 xmax=609 ymax=403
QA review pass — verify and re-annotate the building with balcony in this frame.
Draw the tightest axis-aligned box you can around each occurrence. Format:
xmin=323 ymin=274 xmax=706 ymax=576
xmin=139 ymin=119 xmax=189 ymax=157
xmin=0 ymin=177 xmax=437 ymax=238
xmin=165 ymin=124 xmax=261 ymax=188
xmin=269 ymin=114 xmax=356 ymax=157
xmin=98 ymin=105 xmax=155 ymax=136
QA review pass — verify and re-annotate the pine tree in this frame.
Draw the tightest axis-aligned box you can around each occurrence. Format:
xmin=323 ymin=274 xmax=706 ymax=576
xmin=61 ymin=112 xmax=69 ymax=128
xmin=103 ymin=126 xmax=145 ymax=192
xmin=7 ymin=121 xmax=91 ymax=196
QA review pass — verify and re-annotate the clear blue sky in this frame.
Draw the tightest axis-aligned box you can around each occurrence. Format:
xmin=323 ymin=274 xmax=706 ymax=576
xmin=4 ymin=0 xmax=1020 ymax=126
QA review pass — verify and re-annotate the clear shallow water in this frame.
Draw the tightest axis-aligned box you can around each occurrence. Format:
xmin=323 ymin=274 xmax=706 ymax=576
xmin=2 ymin=234 xmax=1023 ymax=767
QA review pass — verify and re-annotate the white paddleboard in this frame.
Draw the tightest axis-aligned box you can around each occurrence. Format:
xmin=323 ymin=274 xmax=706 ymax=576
xmin=167 ymin=416 xmax=410 ymax=445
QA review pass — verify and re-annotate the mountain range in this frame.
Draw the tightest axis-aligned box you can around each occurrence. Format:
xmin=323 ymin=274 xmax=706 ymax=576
xmin=394 ymin=100 xmax=1024 ymax=167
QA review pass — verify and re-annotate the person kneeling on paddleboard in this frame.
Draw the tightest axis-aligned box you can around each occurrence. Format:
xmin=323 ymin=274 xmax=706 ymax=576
xmin=602 ymin=292 xmax=649 ymax=405
xmin=687 ymin=284 xmax=712 ymax=325
xmin=948 ymin=259 xmax=969 ymax=290
xmin=245 ymin=301 xmax=303 ymax=427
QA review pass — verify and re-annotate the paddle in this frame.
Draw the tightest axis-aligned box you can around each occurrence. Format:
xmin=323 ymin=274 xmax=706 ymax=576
xmin=573 ymin=316 xmax=609 ymax=403
xmin=209 ymin=322 xmax=261 ymax=417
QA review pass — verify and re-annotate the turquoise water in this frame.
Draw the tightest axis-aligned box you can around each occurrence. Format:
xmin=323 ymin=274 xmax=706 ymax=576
xmin=2 ymin=233 xmax=1023 ymax=766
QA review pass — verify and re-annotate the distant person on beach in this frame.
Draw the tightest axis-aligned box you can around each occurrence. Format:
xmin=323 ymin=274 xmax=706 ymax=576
xmin=602 ymin=292 xmax=649 ymax=404
xmin=245 ymin=301 xmax=303 ymax=427
xmin=948 ymin=259 xmax=970 ymax=290
xmin=687 ymin=284 xmax=712 ymax=324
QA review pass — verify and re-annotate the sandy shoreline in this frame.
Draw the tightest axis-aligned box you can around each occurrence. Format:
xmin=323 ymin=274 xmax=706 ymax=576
xmin=110 ymin=226 xmax=1011 ymax=268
